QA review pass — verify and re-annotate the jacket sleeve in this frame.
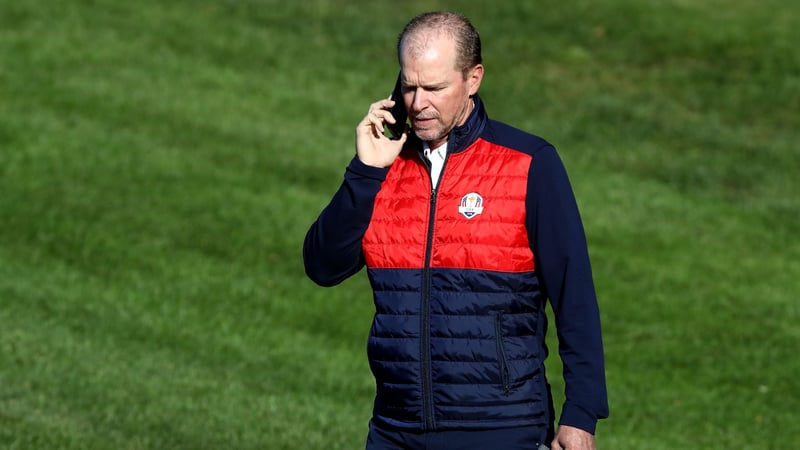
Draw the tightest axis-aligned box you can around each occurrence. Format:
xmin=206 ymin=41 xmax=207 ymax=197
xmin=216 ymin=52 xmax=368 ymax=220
xmin=303 ymin=156 xmax=389 ymax=286
xmin=526 ymin=146 xmax=609 ymax=433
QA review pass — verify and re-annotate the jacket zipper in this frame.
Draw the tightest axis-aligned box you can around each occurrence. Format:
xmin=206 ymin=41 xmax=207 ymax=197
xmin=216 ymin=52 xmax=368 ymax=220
xmin=421 ymin=188 xmax=436 ymax=431
xmin=421 ymin=150 xmax=447 ymax=431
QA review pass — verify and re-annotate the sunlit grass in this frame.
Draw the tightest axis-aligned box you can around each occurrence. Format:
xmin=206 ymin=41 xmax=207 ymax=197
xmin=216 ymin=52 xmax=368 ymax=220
xmin=0 ymin=0 xmax=797 ymax=449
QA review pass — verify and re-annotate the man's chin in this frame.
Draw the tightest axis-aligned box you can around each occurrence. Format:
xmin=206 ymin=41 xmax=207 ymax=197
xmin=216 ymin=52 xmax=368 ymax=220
xmin=413 ymin=128 xmax=445 ymax=143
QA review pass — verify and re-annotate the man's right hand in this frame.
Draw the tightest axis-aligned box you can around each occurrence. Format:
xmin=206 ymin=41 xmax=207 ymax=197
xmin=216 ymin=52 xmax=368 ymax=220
xmin=356 ymin=98 xmax=408 ymax=168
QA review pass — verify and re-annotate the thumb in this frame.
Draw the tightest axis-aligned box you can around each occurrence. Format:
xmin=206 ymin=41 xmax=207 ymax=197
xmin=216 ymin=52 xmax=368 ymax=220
xmin=398 ymin=127 xmax=410 ymax=144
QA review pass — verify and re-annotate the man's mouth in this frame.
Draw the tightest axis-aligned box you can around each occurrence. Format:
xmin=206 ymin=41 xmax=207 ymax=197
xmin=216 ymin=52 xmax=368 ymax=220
xmin=413 ymin=116 xmax=436 ymax=127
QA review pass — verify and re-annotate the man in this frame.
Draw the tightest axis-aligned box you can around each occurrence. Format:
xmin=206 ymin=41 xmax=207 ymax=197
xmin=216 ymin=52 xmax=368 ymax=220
xmin=304 ymin=11 xmax=608 ymax=450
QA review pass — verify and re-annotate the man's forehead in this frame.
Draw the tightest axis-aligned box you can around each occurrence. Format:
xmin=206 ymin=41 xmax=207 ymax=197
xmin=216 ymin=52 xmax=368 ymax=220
xmin=401 ymin=29 xmax=455 ymax=59
xmin=400 ymin=31 xmax=457 ymax=71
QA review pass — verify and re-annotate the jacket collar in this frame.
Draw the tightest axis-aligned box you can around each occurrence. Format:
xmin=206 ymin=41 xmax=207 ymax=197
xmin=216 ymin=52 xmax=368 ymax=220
xmin=446 ymin=93 xmax=487 ymax=154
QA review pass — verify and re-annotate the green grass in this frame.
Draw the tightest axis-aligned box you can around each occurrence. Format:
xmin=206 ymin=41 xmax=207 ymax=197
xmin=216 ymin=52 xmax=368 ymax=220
xmin=1 ymin=0 xmax=798 ymax=449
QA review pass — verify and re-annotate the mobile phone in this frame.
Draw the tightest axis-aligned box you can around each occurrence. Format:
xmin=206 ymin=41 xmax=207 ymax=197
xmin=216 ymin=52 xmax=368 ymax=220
xmin=386 ymin=73 xmax=408 ymax=140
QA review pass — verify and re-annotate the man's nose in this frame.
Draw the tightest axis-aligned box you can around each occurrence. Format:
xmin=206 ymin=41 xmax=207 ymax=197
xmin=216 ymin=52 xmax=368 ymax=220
xmin=411 ymin=88 xmax=429 ymax=112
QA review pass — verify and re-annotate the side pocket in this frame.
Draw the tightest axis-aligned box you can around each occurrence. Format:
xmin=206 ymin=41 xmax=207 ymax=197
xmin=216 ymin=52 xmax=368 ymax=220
xmin=494 ymin=311 xmax=511 ymax=396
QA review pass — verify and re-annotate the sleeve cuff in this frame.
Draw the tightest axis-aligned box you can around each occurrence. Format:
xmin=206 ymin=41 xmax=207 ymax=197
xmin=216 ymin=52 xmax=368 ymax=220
xmin=559 ymin=402 xmax=599 ymax=435
xmin=347 ymin=156 xmax=390 ymax=181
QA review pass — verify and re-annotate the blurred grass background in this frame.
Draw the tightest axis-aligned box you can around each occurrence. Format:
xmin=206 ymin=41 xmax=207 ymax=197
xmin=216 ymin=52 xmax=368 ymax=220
xmin=0 ymin=0 xmax=798 ymax=449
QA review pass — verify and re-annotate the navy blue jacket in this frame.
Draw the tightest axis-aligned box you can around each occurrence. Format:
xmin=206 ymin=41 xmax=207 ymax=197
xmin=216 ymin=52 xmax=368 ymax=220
xmin=304 ymin=95 xmax=608 ymax=434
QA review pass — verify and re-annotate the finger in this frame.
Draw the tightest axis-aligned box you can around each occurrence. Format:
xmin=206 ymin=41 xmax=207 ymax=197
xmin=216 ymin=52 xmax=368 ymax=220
xmin=369 ymin=110 xmax=397 ymax=135
xmin=357 ymin=114 xmax=383 ymax=140
xmin=371 ymin=98 xmax=395 ymax=111
xmin=368 ymin=99 xmax=398 ymax=118
xmin=363 ymin=98 xmax=399 ymax=136
xmin=368 ymin=112 xmax=385 ymax=134
xmin=369 ymin=107 xmax=396 ymax=123
xmin=365 ymin=115 xmax=384 ymax=139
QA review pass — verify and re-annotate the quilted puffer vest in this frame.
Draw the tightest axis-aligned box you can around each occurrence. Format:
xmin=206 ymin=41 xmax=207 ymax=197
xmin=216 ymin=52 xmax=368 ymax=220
xmin=361 ymin=138 xmax=550 ymax=431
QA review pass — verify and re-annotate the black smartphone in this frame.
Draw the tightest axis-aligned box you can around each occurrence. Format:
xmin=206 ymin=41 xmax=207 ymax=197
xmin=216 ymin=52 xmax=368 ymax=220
xmin=386 ymin=73 xmax=408 ymax=140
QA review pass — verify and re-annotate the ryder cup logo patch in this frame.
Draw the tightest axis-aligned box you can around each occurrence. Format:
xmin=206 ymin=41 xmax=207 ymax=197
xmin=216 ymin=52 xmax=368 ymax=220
xmin=458 ymin=192 xmax=484 ymax=219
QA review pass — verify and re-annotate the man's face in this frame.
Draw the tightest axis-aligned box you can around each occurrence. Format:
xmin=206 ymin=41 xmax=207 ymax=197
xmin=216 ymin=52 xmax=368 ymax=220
xmin=399 ymin=33 xmax=483 ymax=148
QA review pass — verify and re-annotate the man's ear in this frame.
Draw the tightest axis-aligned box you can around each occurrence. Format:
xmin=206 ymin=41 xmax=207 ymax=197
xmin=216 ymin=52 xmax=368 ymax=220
xmin=468 ymin=64 xmax=484 ymax=96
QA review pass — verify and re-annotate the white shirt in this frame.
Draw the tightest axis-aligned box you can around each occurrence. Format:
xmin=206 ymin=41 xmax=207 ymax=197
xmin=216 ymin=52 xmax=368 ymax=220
xmin=423 ymin=141 xmax=448 ymax=189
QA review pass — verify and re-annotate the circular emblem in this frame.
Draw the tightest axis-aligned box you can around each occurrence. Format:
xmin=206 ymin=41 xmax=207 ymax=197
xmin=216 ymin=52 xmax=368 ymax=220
xmin=458 ymin=192 xmax=484 ymax=219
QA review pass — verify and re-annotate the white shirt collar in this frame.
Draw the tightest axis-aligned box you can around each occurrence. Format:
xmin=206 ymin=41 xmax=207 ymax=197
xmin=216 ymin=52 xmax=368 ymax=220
xmin=423 ymin=141 xmax=447 ymax=188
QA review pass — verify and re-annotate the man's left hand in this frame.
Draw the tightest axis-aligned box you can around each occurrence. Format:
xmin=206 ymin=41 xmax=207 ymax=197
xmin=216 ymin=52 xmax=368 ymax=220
xmin=550 ymin=425 xmax=596 ymax=450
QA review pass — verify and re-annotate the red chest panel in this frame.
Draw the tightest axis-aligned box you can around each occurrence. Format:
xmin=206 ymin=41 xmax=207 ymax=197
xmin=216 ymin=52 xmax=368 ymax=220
xmin=363 ymin=139 xmax=535 ymax=273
